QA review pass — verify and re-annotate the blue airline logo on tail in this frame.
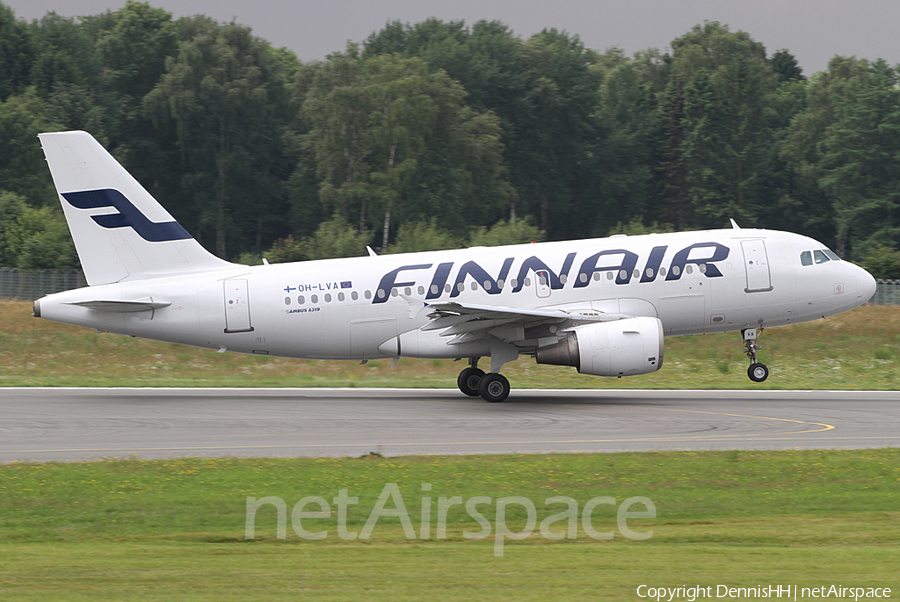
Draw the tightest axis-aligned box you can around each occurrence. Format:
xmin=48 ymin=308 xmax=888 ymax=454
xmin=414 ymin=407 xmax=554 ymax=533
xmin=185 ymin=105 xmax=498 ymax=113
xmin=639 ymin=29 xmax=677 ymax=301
xmin=62 ymin=189 xmax=192 ymax=242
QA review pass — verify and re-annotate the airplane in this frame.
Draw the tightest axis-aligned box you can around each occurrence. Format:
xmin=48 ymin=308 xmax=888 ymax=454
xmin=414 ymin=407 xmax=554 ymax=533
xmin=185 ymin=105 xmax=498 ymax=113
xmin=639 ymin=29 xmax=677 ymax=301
xmin=33 ymin=131 xmax=877 ymax=402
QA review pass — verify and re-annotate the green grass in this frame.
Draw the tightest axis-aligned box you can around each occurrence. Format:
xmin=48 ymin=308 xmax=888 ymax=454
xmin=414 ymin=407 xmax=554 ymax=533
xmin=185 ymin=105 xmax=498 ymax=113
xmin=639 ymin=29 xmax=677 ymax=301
xmin=2 ymin=541 xmax=895 ymax=601
xmin=2 ymin=301 xmax=900 ymax=388
xmin=1 ymin=450 xmax=898 ymax=600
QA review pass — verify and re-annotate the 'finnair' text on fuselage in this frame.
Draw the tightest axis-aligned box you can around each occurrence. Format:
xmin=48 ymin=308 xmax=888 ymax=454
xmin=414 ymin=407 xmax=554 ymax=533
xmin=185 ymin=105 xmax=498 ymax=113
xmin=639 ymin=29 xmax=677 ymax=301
xmin=320 ymin=242 xmax=730 ymax=303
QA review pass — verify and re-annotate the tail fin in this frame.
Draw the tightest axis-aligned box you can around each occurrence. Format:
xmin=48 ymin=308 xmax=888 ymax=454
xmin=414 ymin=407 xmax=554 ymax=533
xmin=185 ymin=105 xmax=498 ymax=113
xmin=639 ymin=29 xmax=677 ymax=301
xmin=39 ymin=130 xmax=234 ymax=286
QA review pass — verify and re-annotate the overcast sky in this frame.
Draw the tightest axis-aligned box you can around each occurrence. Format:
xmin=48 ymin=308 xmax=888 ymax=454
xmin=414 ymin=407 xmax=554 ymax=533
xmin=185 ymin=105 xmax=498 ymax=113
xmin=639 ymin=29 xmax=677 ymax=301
xmin=5 ymin=0 xmax=899 ymax=76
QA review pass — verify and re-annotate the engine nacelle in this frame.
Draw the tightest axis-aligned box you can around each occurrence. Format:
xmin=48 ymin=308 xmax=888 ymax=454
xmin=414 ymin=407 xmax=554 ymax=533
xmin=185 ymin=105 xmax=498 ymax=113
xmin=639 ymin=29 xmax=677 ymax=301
xmin=535 ymin=317 xmax=664 ymax=377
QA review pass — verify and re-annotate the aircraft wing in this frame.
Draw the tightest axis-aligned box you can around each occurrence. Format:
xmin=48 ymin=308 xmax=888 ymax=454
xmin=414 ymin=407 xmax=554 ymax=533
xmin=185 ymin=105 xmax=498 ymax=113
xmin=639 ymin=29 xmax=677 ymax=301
xmin=422 ymin=301 xmax=631 ymax=342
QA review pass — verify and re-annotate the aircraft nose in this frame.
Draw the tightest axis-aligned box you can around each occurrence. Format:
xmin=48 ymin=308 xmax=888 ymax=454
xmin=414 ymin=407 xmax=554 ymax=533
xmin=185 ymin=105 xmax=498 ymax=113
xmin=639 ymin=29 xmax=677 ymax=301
xmin=856 ymin=267 xmax=877 ymax=305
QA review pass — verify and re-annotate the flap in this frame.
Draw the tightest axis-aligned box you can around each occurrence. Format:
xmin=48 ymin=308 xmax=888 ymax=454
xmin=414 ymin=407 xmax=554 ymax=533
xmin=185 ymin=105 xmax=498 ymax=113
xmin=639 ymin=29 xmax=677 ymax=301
xmin=423 ymin=301 xmax=630 ymax=341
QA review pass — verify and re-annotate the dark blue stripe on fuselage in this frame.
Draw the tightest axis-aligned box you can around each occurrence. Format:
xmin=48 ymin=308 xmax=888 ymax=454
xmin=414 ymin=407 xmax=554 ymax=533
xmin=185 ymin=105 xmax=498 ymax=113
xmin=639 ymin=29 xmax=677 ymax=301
xmin=62 ymin=189 xmax=192 ymax=242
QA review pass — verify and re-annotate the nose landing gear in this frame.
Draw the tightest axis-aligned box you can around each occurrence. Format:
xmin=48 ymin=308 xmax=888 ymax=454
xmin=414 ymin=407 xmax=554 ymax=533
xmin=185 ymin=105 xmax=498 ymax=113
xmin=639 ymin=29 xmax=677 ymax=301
xmin=743 ymin=328 xmax=769 ymax=382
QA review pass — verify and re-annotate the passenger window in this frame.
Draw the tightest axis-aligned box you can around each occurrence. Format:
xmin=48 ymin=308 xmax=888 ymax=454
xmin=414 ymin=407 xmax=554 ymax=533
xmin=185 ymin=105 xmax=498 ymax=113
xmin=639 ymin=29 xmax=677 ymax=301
xmin=814 ymin=250 xmax=830 ymax=264
xmin=800 ymin=251 xmax=812 ymax=266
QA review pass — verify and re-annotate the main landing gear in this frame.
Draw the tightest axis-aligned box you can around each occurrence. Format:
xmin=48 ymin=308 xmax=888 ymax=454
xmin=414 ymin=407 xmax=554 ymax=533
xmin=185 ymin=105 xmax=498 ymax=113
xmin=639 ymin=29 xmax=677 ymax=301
xmin=457 ymin=357 xmax=510 ymax=402
xmin=742 ymin=328 xmax=769 ymax=382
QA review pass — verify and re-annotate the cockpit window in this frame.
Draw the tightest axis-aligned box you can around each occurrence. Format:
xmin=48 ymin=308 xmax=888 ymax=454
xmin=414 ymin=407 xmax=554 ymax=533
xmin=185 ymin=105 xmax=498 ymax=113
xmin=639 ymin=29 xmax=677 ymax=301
xmin=823 ymin=249 xmax=840 ymax=261
xmin=813 ymin=250 xmax=830 ymax=264
xmin=800 ymin=251 xmax=812 ymax=266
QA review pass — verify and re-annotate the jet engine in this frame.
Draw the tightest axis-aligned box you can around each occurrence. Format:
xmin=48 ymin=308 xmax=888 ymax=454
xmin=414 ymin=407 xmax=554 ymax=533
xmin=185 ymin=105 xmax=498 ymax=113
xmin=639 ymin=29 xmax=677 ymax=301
xmin=535 ymin=317 xmax=664 ymax=377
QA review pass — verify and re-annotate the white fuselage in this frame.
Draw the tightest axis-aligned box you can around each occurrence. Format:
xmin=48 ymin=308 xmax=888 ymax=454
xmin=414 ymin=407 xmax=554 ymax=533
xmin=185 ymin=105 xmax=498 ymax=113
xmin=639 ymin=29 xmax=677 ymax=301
xmin=36 ymin=228 xmax=876 ymax=363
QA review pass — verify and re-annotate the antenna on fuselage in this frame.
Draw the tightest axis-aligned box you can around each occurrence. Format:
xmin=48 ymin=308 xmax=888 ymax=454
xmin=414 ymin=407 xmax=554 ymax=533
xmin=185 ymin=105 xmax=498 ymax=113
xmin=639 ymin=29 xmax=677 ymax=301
xmin=730 ymin=219 xmax=741 ymax=230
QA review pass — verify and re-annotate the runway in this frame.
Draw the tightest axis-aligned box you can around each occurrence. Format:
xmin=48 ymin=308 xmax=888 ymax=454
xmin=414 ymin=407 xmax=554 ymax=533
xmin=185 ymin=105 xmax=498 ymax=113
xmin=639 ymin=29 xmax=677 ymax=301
xmin=0 ymin=388 xmax=898 ymax=462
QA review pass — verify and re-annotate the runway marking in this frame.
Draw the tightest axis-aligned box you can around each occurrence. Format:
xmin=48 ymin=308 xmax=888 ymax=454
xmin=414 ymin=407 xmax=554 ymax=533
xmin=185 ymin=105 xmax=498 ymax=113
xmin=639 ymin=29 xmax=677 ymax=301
xmin=660 ymin=409 xmax=836 ymax=432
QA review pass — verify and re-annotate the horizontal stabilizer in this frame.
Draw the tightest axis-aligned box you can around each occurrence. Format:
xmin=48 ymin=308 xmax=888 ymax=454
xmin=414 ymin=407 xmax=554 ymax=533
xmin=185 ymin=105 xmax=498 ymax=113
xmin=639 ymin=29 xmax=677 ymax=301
xmin=66 ymin=299 xmax=171 ymax=313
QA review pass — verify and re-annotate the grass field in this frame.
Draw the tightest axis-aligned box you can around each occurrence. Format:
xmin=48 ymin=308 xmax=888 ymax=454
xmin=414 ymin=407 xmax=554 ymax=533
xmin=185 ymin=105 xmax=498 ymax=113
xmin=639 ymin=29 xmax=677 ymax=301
xmin=1 ymin=450 xmax=898 ymax=600
xmin=1 ymin=301 xmax=899 ymax=388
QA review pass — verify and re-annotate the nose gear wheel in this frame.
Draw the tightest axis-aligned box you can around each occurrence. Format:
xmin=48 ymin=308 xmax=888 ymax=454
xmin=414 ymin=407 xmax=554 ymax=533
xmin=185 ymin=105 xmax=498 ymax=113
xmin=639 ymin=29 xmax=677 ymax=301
xmin=742 ymin=328 xmax=768 ymax=382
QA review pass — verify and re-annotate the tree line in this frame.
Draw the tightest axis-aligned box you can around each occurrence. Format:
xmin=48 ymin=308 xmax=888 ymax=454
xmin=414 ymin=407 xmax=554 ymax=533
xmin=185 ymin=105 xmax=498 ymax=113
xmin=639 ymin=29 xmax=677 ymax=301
xmin=1 ymin=2 xmax=900 ymax=277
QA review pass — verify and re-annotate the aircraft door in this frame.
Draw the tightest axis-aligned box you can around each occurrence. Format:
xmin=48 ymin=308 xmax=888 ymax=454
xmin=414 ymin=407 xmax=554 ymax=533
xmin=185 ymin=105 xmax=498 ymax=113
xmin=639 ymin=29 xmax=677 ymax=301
xmin=224 ymin=279 xmax=254 ymax=333
xmin=535 ymin=270 xmax=551 ymax=298
xmin=741 ymin=240 xmax=773 ymax=292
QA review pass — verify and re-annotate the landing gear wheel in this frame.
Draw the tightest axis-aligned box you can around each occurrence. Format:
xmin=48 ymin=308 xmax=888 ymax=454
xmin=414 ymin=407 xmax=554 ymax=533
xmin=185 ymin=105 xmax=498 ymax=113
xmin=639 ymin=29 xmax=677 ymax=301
xmin=479 ymin=373 xmax=510 ymax=403
xmin=457 ymin=367 xmax=486 ymax=397
xmin=742 ymin=328 xmax=768 ymax=383
xmin=748 ymin=362 xmax=769 ymax=383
